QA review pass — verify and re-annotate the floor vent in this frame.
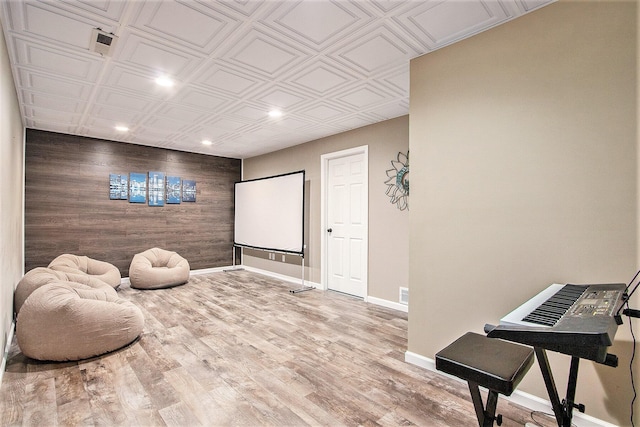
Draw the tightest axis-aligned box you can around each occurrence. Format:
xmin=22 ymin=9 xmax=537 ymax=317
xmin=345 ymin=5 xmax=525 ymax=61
xmin=399 ymin=287 xmax=409 ymax=305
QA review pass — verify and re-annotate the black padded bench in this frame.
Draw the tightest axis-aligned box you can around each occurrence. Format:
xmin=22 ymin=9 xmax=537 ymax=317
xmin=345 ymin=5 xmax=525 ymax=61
xmin=435 ymin=332 xmax=535 ymax=427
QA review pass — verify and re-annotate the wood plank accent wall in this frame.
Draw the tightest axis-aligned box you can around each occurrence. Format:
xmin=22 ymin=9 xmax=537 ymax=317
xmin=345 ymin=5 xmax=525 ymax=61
xmin=25 ymin=129 xmax=241 ymax=276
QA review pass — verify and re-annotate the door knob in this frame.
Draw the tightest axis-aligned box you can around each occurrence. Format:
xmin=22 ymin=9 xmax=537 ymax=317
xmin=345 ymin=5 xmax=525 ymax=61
xmin=327 ymin=228 xmax=332 ymax=233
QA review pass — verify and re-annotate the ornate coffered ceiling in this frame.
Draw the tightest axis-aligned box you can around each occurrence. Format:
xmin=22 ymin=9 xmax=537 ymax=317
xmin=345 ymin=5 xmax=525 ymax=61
xmin=1 ymin=0 xmax=553 ymax=158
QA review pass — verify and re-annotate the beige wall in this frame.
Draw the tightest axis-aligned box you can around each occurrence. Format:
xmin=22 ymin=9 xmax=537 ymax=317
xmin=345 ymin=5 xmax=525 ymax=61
xmin=409 ymin=1 xmax=638 ymax=425
xmin=0 ymin=19 xmax=25 ymax=364
xmin=242 ymin=115 xmax=409 ymax=304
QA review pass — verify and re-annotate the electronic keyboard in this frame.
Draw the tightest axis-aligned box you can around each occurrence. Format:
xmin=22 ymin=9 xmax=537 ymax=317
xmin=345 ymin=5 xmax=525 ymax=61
xmin=487 ymin=283 xmax=626 ymax=363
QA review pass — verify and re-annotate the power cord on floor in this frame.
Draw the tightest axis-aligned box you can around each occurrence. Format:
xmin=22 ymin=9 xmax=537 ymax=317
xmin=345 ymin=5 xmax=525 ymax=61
xmin=527 ymin=410 xmax=576 ymax=427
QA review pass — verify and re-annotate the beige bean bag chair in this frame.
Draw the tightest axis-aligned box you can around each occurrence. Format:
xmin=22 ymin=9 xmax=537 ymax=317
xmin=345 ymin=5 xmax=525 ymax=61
xmin=14 ymin=267 xmax=67 ymax=316
xmin=49 ymin=254 xmax=121 ymax=288
xmin=16 ymin=281 xmax=144 ymax=361
xmin=14 ymin=265 xmax=119 ymax=316
xmin=129 ymin=248 xmax=190 ymax=289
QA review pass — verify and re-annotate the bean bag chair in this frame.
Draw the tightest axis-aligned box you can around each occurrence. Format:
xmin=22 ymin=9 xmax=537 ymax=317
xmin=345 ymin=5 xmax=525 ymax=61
xmin=14 ymin=267 xmax=67 ymax=316
xmin=16 ymin=281 xmax=144 ymax=361
xmin=129 ymin=247 xmax=190 ymax=289
xmin=14 ymin=266 xmax=119 ymax=316
xmin=49 ymin=254 xmax=121 ymax=288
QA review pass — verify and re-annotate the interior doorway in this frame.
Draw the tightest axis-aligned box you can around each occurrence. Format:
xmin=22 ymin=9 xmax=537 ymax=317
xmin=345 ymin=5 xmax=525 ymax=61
xmin=321 ymin=146 xmax=368 ymax=298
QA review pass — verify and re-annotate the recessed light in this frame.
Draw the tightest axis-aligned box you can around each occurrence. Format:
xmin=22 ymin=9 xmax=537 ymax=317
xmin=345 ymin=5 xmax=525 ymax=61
xmin=115 ymin=125 xmax=129 ymax=132
xmin=202 ymin=139 xmax=213 ymax=146
xmin=155 ymin=76 xmax=174 ymax=87
xmin=268 ymin=109 xmax=283 ymax=118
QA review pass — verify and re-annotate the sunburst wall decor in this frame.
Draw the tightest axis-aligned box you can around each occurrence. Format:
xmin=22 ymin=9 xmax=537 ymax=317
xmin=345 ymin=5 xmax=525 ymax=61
xmin=385 ymin=150 xmax=409 ymax=211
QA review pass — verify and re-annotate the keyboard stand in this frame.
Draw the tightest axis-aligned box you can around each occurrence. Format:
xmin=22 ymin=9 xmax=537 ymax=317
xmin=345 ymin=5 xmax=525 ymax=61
xmin=485 ymin=282 xmax=625 ymax=427
xmin=535 ymin=348 xmax=608 ymax=427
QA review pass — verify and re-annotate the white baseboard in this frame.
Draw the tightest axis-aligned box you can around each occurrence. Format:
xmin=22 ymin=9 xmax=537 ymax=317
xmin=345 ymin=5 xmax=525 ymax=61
xmin=191 ymin=266 xmax=235 ymax=276
xmin=0 ymin=321 xmax=15 ymax=386
xmin=404 ymin=351 xmax=618 ymax=427
xmin=366 ymin=296 xmax=408 ymax=313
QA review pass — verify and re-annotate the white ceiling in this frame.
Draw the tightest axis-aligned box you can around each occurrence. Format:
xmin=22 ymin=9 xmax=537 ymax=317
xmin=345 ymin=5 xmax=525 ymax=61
xmin=1 ymin=0 xmax=553 ymax=159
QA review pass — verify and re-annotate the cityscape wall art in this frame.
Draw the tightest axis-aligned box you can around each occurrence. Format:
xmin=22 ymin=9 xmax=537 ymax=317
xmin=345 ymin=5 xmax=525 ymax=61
xmin=109 ymin=172 xmax=196 ymax=206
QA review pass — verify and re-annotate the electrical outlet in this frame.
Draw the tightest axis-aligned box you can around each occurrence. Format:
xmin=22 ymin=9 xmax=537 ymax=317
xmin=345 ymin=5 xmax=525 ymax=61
xmin=399 ymin=287 xmax=409 ymax=305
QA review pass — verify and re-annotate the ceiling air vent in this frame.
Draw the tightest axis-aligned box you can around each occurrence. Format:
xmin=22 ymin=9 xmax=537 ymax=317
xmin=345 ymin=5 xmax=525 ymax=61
xmin=90 ymin=28 xmax=117 ymax=57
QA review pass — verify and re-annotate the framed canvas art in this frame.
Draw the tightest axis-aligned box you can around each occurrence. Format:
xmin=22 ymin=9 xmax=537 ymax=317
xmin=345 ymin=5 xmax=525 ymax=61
xmin=182 ymin=179 xmax=196 ymax=202
xmin=109 ymin=173 xmax=120 ymax=200
xmin=129 ymin=172 xmax=147 ymax=203
xmin=166 ymin=176 xmax=181 ymax=204
xmin=148 ymin=171 xmax=165 ymax=206
xmin=109 ymin=173 xmax=128 ymax=200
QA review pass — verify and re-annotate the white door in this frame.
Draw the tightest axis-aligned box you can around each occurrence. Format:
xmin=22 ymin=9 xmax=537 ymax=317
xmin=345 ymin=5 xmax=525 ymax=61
xmin=325 ymin=150 xmax=367 ymax=298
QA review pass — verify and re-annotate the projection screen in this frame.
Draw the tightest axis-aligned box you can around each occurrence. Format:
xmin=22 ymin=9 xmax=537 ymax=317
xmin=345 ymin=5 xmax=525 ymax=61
xmin=234 ymin=170 xmax=305 ymax=255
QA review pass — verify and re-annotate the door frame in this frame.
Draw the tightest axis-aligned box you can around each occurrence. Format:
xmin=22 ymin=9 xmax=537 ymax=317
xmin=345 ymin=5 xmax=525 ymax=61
xmin=320 ymin=145 xmax=368 ymax=294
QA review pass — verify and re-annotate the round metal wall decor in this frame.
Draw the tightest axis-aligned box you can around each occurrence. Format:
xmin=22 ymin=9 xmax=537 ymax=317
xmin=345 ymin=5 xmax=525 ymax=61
xmin=385 ymin=150 xmax=409 ymax=211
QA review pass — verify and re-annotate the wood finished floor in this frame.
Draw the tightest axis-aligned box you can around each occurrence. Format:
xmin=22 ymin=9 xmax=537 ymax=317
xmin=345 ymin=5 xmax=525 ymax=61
xmin=0 ymin=271 xmax=557 ymax=427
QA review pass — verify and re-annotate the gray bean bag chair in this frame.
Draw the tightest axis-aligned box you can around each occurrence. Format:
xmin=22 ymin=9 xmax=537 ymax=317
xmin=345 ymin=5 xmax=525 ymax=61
xmin=129 ymin=247 xmax=190 ymax=289
xmin=48 ymin=254 xmax=121 ymax=288
xmin=16 ymin=280 xmax=144 ymax=361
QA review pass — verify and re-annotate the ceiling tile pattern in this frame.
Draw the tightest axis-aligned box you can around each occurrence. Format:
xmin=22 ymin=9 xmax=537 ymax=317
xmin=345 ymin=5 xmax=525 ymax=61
xmin=1 ymin=0 xmax=553 ymax=159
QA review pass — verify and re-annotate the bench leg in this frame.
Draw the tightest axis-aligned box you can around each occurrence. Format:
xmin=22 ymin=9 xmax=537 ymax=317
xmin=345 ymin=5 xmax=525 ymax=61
xmin=468 ymin=381 xmax=500 ymax=427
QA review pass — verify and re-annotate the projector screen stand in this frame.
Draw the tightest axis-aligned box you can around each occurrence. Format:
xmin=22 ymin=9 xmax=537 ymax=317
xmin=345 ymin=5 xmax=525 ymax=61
xmin=290 ymin=255 xmax=314 ymax=294
xmin=223 ymin=246 xmax=244 ymax=272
